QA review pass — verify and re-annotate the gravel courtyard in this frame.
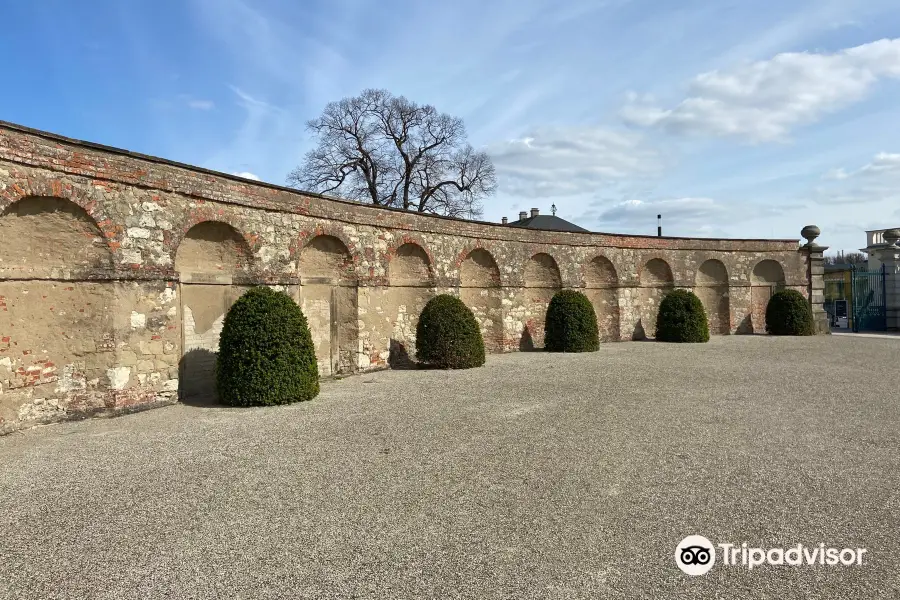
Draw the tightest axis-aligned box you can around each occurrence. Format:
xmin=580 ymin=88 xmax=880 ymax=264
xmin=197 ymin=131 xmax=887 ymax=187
xmin=2 ymin=335 xmax=899 ymax=599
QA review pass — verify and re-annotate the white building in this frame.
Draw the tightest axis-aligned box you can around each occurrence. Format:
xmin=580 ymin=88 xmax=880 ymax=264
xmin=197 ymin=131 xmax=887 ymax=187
xmin=861 ymin=228 xmax=900 ymax=271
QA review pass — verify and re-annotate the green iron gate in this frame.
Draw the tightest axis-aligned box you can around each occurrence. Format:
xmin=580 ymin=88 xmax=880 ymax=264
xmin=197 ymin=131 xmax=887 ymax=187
xmin=850 ymin=265 xmax=886 ymax=332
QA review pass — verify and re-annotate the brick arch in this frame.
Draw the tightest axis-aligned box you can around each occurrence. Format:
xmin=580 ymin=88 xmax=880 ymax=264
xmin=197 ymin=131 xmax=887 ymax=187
xmin=291 ymin=224 xmax=358 ymax=265
xmin=299 ymin=234 xmax=357 ymax=283
xmin=169 ymin=205 xmax=259 ymax=249
xmin=524 ymin=252 xmax=562 ymax=288
xmin=0 ymin=176 xmax=118 ymax=255
xmin=0 ymin=195 xmax=114 ymax=276
xmin=751 ymin=259 xmax=786 ymax=284
xmin=385 ymin=235 xmax=435 ymax=285
xmin=460 ymin=247 xmax=502 ymax=288
xmin=695 ymin=258 xmax=729 ymax=285
xmin=174 ymin=220 xmax=254 ymax=276
xmin=454 ymin=242 xmax=505 ymax=287
xmin=583 ymin=255 xmax=619 ymax=288
xmin=388 ymin=242 xmax=434 ymax=286
xmin=639 ymin=257 xmax=675 ymax=286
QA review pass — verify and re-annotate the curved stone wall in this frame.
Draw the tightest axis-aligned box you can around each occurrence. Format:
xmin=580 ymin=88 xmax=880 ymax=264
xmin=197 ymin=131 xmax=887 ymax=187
xmin=0 ymin=121 xmax=817 ymax=433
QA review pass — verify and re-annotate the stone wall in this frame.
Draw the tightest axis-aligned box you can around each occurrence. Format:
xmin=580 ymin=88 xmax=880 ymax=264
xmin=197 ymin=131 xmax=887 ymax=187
xmin=0 ymin=121 xmax=821 ymax=433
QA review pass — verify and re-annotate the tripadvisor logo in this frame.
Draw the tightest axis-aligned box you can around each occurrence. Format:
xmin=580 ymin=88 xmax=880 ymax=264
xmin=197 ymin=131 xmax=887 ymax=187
xmin=675 ymin=536 xmax=868 ymax=576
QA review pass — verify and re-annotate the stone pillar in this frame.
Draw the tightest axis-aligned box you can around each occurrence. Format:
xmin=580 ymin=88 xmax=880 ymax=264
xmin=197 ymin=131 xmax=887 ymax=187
xmin=876 ymin=229 xmax=900 ymax=331
xmin=800 ymin=225 xmax=830 ymax=334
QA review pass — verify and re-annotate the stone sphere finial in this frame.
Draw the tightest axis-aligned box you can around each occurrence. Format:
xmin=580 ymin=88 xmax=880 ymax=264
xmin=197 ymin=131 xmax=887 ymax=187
xmin=801 ymin=225 xmax=821 ymax=245
xmin=884 ymin=228 xmax=900 ymax=247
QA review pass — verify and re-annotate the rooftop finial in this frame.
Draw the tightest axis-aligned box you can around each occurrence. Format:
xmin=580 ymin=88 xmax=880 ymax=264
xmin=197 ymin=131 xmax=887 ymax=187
xmin=551 ymin=203 xmax=557 ymax=216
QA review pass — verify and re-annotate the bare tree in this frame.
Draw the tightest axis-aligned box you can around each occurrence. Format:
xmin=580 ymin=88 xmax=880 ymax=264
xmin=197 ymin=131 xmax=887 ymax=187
xmin=824 ymin=251 xmax=867 ymax=265
xmin=287 ymin=89 xmax=496 ymax=219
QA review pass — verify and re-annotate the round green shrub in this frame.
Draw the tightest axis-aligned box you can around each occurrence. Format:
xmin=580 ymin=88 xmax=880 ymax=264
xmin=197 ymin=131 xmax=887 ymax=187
xmin=655 ymin=289 xmax=710 ymax=343
xmin=216 ymin=286 xmax=319 ymax=406
xmin=544 ymin=290 xmax=599 ymax=352
xmin=415 ymin=294 xmax=486 ymax=369
xmin=765 ymin=289 xmax=815 ymax=336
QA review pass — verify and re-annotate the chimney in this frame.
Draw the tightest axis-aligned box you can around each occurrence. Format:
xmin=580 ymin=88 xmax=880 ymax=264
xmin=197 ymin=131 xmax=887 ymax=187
xmin=657 ymin=214 xmax=662 ymax=237
xmin=519 ymin=211 xmax=528 ymax=220
xmin=531 ymin=208 xmax=539 ymax=218
xmin=501 ymin=217 xmax=508 ymax=225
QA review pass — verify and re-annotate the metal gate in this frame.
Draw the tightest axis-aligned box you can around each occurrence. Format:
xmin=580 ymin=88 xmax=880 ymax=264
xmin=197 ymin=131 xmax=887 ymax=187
xmin=850 ymin=265 xmax=886 ymax=332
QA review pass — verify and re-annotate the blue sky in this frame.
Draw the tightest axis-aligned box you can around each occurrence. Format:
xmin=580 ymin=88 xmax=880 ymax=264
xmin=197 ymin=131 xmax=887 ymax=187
xmin=3 ymin=0 xmax=900 ymax=253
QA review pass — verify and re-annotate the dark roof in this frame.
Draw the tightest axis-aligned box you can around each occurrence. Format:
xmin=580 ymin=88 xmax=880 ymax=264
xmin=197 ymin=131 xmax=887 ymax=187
xmin=507 ymin=214 xmax=590 ymax=233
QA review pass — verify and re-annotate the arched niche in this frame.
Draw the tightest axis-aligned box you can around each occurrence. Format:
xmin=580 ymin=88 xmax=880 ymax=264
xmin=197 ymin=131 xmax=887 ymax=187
xmin=386 ymin=243 xmax=434 ymax=367
xmin=175 ymin=221 xmax=253 ymax=400
xmin=0 ymin=196 xmax=111 ymax=277
xmin=299 ymin=235 xmax=358 ymax=376
xmin=388 ymin=243 xmax=433 ymax=287
xmin=520 ymin=253 xmax=562 ymax=349
xmin=750 ymin=259 xmax=786 ymax=333
xmin=460 ymin=248 xmax=501 ymax=288
xmin=0 ymin=196 xmax=116 ymax=421
xmin=524 ymin=253 xmax=562 ymax=288
xmin=637 ymin=258 xmax=674 ymax=339
xmin=584 ymin=256 xmax=620 ymax=342
xmin=299 ymin=235 xmax=356 ymax=283
xmin=174 ymin=221 xmax=252 ymax=279
xmin=459 ymin=248 xmax=503 ymax=352
xmin=695 ymin=259 xmax=731 ymax=335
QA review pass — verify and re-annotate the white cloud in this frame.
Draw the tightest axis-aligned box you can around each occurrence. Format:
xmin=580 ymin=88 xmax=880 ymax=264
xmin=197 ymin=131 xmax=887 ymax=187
xmin=187 ymin=99 xmax=215 ymax=110
xmin=621 ymin=38 xmax=900 ymax=142
xmin=488 ymin=126 xmax=663 ymax=198
xmin=594 ymin=196 xmax=725 ymax=228
xmin=815 ymin=152 xmax=900 ymax=207
xmin=232 ymin=171 xmax=261 ymax=181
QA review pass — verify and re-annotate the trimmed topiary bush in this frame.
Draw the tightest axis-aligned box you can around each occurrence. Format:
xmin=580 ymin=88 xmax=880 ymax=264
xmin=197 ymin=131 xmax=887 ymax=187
xmin=216 ymin=286 xmax=319 ymax=406
xmin=655 ymin=289 xmax=710 ymax=343
xmin=415 ymin=294 xmax=485 ymax=369
xmin=544 ymin=290 xmax=599 ymax=352
xmin=765 ymin=289 xmax=815 ymax=336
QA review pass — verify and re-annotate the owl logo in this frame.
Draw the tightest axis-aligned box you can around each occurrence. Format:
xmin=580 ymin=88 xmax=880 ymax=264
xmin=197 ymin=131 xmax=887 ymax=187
xmin=675 ymin=535 xmax=716 ymax=575
xmin=680 ymin=545 xmax=712 ymax=566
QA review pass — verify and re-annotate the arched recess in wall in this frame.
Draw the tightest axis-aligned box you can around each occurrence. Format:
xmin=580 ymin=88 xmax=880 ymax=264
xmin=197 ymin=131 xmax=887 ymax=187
xmin=521 ymin=253 xmax=562 ymax=349
xmin=695 ymin=259 xmax=731 ymax=335
xmin=387 ymin=243 xmax=434 ymax=366
xmin=637 ymin=257 xmax=675 ymax=339
xmin=175 ymin=220 xmax=253 ymax=400
xmin=750 ymin=259 xmax=786 ymax=334
xmin=299 ymin=234 xmax=358 ymax=376
xmin=0 ymin=196 xmax=116 ymax=422
xmin=584 ymin=255 xmax=620 ymax=342
xmin=460 ymin=248 xmax=503 ymax=352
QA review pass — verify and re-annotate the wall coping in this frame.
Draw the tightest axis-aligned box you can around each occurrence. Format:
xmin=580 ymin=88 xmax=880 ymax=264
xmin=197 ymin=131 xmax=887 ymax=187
xmin=0 ymin=120 xmax=800 ymax=251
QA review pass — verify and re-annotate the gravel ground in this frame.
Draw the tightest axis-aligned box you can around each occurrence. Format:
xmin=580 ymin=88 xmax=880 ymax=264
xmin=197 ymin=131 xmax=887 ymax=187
xmin=2 ymin=335 xmax=899 ymax=599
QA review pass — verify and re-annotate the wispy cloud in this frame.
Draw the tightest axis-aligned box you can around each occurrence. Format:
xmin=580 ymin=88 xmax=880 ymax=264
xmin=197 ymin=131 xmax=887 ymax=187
xmin=232 ymin=171 xmax=260 ymax=181
xmin=187 ymin=99 xmax=215 ymax=110
xmin=815 ymin=152 xmax=900 ymax=206
xmin=622 ymin=38 xmax=900 ymax=142
xmin=489 ymin=126 xmax=663 ymax=198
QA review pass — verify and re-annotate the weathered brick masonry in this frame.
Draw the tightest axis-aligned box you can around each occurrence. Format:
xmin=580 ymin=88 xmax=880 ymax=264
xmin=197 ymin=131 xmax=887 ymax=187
xmin=0 ymin=121 xmax=827 ymax=433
